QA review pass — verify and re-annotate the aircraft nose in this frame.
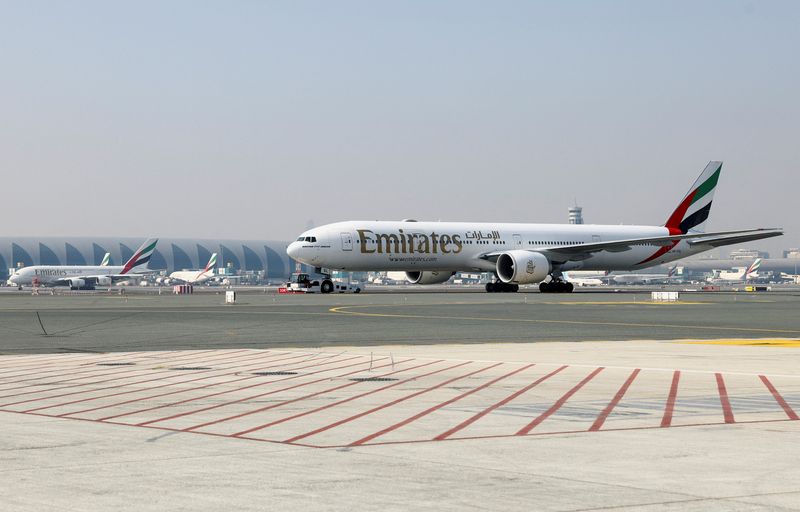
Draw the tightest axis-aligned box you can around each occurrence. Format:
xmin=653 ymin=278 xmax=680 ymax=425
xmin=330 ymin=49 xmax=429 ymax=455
xmin=287 ymin=242 xmax=300 ymax=260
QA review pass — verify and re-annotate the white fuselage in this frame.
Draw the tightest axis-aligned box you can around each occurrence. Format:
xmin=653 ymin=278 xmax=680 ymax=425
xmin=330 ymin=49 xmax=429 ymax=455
xmin=287 ymin=221 xmax=706 ymax=274
xmin=169 ymin=269 xmax=214 ymax=284
xmin=7 ymin=265 xmax=128 ymax=286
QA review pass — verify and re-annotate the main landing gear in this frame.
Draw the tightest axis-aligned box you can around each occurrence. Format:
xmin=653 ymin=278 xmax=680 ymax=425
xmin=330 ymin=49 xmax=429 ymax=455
xmin=485 ymin=282 xmax=519 ymax=293
xmin=539 ymin=280 xmax=574 ymax=293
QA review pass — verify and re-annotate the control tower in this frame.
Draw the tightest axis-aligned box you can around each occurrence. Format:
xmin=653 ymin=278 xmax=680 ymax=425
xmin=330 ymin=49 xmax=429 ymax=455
xmin=568 ymin=204 xmax=584 ymax=225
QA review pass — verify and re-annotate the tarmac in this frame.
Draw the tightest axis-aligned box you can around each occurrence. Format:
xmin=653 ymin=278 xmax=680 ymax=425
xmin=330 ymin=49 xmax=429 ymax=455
xmin=1 ymin=288 xmax=799 ymax=510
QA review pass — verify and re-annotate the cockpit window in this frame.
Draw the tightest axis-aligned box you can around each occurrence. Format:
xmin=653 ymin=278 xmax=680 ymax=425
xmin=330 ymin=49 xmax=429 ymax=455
xmin=310 ymin=237 xmax=317 ymax=242
xmin=296 ymin=237 xmax=304 ymax=241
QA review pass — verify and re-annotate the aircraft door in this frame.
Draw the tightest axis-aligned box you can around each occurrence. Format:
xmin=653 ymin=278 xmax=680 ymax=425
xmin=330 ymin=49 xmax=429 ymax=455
xmin=340 ymin=232 xmax=353 ymax=251
xmin=513 ymin=234 xmax=522 ymax=247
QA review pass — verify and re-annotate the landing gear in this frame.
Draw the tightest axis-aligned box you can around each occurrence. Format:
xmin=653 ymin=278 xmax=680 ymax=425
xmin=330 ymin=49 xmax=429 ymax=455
xmin=485 ymin=282 xmax=519 ymax=293
xmin=538 ymin=281 xmax=574 ymax=293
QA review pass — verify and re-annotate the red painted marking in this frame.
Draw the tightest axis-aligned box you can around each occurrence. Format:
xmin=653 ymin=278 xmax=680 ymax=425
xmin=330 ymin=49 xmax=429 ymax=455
xmin=661 ymin=370 xmax=680 ymax=427
xmin=63 ymin=354 xmax=365 ymax=418
xmin=281 ymin=362 xmax=492 ymax=444
xmin=350 ymin=363 xmax=534 ymax=446
xmin=137 ymin=356 xmax=419 ymax=427
xmin=0 ymin=349 xmax=251 ymax=391
xmin=225 ymin=361 xmax=448 ymax=436
xmin=434 ymin=365 xmax=565 ymax=441
xmin=589 ymin=368 xmax=640 ymax=432
xmin=190 ymin=359 xmax=440 ymax=433
xmin=759 ymin=375 xmax=799 ymax=420
xmin=715 ymin=373 xmax=735 ymax=424
xmin=8 ymin=351 xmax=310 ymax=411
xmin=0 ymin=350 xmax=290 ymax=402
xmin=96 ymin=355 xmax=381 ymax=421
xmin=516 ymin=367 xmax=604 ymax=435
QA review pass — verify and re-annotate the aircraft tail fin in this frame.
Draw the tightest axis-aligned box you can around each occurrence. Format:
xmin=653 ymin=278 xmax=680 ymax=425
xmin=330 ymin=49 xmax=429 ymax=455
xmin=203 ymin=253 xmax=218 ymax=274
xmin=745 ymin=258 xmax=762 ymax=279
xmin=664 ymin=161 xmax=722 ymax=234
xmin=121 ymin=238 xmax=158 ymax=274
xmin=100 ymin=253 xmax=111 ymax=266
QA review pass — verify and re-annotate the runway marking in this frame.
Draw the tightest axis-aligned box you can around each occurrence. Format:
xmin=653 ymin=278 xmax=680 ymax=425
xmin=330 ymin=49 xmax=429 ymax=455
xmin=226 ymin=360 xmax=448 ymax=436
xmin=328 ymin=305 xmax=800 ymax=335
xmin=3 ymin=351 xmax=309 ymax=410
xmin=589 ymin=368 xmax=641 ymax=431
xmin=135 ymin=358 xmax=435 ymax=428
xmin=759 ymin=375 xmax=799 ymax=420
xmin=65 ymin=355 xmax=364 ymax=419
xmin=95 ymin=355 xmax=372 ymax=421
xmin=0 ymin=349 xmax=259 ymax=394
xmin=0 ymin=349 xmax=221 ymax=381
xmin=516 ymin=367 xmax=605 ymax=435
xmin=349 ymin=363 xmax=536 ymax=446
xmin=555 ymin=301 xmax=708 ymax=306
xmin=715 ymin=373 xmax=735 ymax=424
xmin=185 ymin=358 xmax=436 ymax=433
xmin=1 ymin=350 xmax=798 ymax=449
xmin=281 ymin=361 xmax=492 ymax=444
xmin=661 ymin=371 xmax=681 ymax=428
xmin=680 ymin=339 xmax=800 ymax=347
xmin=434 ymin=365 xmax=565 ymax=440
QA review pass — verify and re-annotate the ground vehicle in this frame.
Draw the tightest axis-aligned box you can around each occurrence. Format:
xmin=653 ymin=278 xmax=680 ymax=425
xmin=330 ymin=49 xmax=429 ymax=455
xmin=285 ymin=272 xmax=362 ymax=294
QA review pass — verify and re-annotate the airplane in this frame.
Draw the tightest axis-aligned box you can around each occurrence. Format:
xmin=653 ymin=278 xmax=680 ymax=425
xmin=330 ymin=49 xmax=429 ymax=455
xmin=100 ymin=252 xmax=111 ymax=266
xmin=287 ymin=161 xmax=783 ymax=293
xmin=7 ymin=238 xmax=158 ymax=290
xmin=708 ymin=258 xmax=762 ymax=283
xmin=563 ymin=271 xmax=606 ymax=287
xmin=610 ymin=265 xmax=678 ymax=285
xmin=165 ymin=253 xmax=219 ymax=285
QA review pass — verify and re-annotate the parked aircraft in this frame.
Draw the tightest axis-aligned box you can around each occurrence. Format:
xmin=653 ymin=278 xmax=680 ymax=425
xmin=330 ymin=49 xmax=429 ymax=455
xmin=7 ymin=239 xmax=158 ymax=290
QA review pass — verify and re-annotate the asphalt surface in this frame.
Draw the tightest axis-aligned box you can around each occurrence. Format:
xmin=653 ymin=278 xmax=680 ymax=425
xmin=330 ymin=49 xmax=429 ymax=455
xmin=1 ymin=288 xmax=799 ymax=354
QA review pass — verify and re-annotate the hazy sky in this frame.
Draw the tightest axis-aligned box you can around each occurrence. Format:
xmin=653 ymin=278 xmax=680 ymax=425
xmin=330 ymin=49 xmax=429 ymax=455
xmin=1 ymin=1 xmax=797 ymax=255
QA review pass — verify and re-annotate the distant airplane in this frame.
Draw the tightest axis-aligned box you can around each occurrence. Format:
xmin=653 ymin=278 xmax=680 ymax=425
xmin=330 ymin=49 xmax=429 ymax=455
xmin=708 ymin=258 xmax=762 ymax=283
xmin=7 ymin=239 xmax=158 ymax=290
xmin=167 ymin=253 xmax=218 ymax=285
xmin=611 ymin=265 xmax=678 ymax=285
xmin=287 ymin=161 xmax=783 ymax=293
xmin=563 ymin=271 xmax=605 ymax=287
xmin=100 ymin=252 xmax=111 ymax=266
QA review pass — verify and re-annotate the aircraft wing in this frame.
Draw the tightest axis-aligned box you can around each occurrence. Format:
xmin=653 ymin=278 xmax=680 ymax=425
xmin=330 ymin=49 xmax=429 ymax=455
xmin=480 ymin=228 xmax=783 ymax=263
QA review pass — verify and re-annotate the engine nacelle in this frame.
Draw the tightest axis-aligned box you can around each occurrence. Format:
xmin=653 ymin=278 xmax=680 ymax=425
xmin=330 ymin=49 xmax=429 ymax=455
xmin=95 ymin=276 xmax=112 ymax=286
xmin=496 ymin=251 xmax=550 ymax=284
xmin=69 ymin=278 xmax=86 ymax=289
xmin=405 ymin=271 xmax=454 ymax=285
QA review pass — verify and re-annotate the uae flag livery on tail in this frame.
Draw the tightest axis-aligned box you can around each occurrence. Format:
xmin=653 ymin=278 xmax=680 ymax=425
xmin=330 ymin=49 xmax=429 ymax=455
xmin=664 ymin=161 xmax=722 ymax=235
xmin=121 ymin=238 xmax=158 ymax=275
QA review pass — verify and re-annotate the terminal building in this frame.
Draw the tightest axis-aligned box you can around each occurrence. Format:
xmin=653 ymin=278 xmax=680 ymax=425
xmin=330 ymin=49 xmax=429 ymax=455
xmin=0 ymin=237 xmax=297 ymax=283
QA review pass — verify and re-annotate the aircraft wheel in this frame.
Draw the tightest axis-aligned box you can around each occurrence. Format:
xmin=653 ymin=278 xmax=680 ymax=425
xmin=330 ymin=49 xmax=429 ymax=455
xmin=511 ymin=284 xmax=519 ymax=293
xmin=320 ymin=280 xmax=334 ymax=294
xmin=565 ymin=282 xmax=574 ymax=293
xmin=486 ymin=282 xmax=495 ymax=293
xmin=539 ymin=282 xmax=549 ymax=293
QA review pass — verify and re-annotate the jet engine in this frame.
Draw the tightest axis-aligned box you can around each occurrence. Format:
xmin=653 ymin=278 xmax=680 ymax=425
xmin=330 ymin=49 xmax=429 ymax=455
xmin=69 ymin=278 xmax=87 ymax=290
xmin=95 ymin=276 xmax=112 ymax=286
xmin=496 ymin=251 xmax=550 ymax=284
xmin=405 ymin=271 xmax=455 ymax=285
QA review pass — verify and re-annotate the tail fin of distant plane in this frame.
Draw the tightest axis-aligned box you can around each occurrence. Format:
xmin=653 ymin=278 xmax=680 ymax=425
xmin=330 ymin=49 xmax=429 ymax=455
xmin=668 ymin=265 xmax=678 ymax=278
xmin=203 ymin=253 xmax=217 ymax=274
xmin=745 ymin=258 xmax=762 ymax=279
xmin=100 ymin=253 xmax=111 ymax=266
xmin=664 ymin=161 xmax=722 ymax=234
xmin=121 ymin=238 xmax=158 ymax=274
